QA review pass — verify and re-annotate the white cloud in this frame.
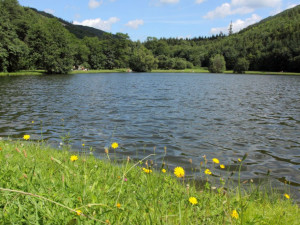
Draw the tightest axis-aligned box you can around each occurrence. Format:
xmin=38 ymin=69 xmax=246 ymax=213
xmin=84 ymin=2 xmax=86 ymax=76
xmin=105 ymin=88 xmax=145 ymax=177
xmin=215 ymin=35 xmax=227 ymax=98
xmin=231 ymin=0 xmax=281 ymax=8
xmin=195 ymin=0 xmax=205 ymax=4
xmin=211 ymin=14 xmax=262 ymax=34
xmin=204 ymin=3 xmax=253 ymax=19
xmin=44 ymin=9 xmax=55 ymax=15
xmin=125 ymin=19 xmax=144 ymax=29
xmin=286 ymin=4 xmax=297 ymax=9
xmin=73 ymin=17 xmax=120 ymax=31
xmin=88 ymin=0 xmax=103 ymax=9
xmin=205 ymin=0 xmax=282 ymax=19
xmin=159 ymin=0 xmax=180 ymax=4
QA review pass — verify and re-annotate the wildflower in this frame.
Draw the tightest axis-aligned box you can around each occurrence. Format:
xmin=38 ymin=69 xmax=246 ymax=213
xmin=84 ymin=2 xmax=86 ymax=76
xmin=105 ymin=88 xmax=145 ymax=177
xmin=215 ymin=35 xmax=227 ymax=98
xmin=104 ymin=148 xmax=109 ymax=154
xmin=23 ymin=135 xmax=30 ymax=140
xmin=143 ymin=168 xmax=152 ymax=174
xmin=238 ymin=158 xmax=242 ymax=162
xmin=105 ymin=220 xmax=110 ymax=224
xmin=220 ymin=164 xmax=225 ymax=169
xmin=231 ymin=210 xmax=239 ymax=219
xmin=124 ymin=178 xmax=128 ymax=182
xmin=82 ymin=144 xmax=85 ymax=147
xmin=174 ymin=167 xmax=185 ymax=178
xmin=116 ymin=203 xmax=121 ymax=208
xmin=284 ymin=194 xmax=290 ymax=199
xmin=189 ymin=197 xmax=198 ymax=205
xmin=0 ymin=147 xmax=2 ymax=151
xmin=76 ymin=210 xmax=82 ymax=215
xmin=111 ymin=142 xmax=119 ymax=149
xmin=212 ymin=158 xmax=220 ymax=164
xmin=32 ymin=121 xmax=34 ymax=123
xmin=162 ymin=169 xmax=166 ymax=173
xmin=205 ymin=169 xmax=212 ymax=175
xmin=70 ymin=155 xmax=78 ymax=162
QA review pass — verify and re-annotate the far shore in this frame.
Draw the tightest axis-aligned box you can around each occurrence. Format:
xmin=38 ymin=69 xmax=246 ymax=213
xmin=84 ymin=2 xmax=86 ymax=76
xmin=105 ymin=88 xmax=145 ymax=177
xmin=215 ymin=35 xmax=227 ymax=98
xmin=1 ymin=69 xmax=300 ymax=76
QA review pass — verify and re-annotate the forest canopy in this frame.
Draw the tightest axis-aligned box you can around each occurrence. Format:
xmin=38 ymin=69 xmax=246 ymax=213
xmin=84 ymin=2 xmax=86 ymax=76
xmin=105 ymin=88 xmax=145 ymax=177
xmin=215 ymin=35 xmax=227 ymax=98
xmin=0 ymin=0 xmax=300 ymax=74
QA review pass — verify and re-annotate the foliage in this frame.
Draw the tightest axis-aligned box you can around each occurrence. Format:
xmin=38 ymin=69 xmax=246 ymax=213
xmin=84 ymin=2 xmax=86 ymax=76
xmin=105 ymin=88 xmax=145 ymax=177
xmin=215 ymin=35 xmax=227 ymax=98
xmin=0 ymin=140 xmax=299 ymax=224
xmin=129 ymin=44 xmax=158 ymax=72
xmin=208 ymin=54 xmax=226 ymax=73
xmin=233 ymin=58 xmax=250 ymax=74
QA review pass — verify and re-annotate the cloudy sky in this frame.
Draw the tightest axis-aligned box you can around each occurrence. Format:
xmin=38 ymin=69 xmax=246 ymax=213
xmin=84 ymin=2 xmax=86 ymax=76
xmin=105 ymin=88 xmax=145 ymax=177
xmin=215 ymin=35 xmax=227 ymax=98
xmin=19 ymin=0 xmax=299 ymax=41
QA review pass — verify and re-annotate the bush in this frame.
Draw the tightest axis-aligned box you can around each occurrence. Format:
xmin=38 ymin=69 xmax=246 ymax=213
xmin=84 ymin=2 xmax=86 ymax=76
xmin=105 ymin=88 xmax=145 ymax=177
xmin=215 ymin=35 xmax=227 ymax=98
xmin=234 ymin=58 xmax=250 ymax=74
xmin=208 ymin=54 xmax=226 ymax=73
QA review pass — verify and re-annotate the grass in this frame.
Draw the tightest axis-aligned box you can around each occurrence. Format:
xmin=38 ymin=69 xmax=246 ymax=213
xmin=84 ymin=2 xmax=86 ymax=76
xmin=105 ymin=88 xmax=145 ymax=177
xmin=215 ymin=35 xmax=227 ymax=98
xmin=1 ymin=68 xmax=300 ymax=76
xmin=0 ymin=139 xmax=299 ymax=224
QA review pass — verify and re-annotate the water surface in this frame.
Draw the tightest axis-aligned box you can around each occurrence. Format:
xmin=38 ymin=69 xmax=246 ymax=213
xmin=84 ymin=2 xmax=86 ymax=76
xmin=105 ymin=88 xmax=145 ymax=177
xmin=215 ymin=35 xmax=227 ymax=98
xmin=1 ymin=73 xmax=299 ymax=200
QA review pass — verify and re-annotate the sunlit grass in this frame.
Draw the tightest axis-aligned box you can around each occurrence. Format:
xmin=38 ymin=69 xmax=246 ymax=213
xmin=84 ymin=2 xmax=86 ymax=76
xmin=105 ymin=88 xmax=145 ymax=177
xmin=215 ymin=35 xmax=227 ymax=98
xmin=0 ymin=139 xmax=298 ymax=224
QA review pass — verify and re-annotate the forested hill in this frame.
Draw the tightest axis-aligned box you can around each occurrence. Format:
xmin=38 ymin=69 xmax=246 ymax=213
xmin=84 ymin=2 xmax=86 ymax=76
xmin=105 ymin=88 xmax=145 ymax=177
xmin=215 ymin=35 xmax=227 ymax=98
xmin=0 ymin=0 xmax=299 ymax=74
xmin=29 ymin=8 xmax=113 ymax=39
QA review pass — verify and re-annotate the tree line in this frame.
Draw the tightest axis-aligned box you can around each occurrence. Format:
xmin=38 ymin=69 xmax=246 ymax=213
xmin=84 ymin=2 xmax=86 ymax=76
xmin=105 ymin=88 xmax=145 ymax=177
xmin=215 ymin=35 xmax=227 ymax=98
xmin=1 ymin=0 xmax=299 ymax=74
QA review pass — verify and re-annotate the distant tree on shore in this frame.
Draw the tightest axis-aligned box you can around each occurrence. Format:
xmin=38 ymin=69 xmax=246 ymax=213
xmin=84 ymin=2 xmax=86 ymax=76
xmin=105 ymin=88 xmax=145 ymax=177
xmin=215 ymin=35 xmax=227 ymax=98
xmin=208 ymin=54 xmax=226 ymax=73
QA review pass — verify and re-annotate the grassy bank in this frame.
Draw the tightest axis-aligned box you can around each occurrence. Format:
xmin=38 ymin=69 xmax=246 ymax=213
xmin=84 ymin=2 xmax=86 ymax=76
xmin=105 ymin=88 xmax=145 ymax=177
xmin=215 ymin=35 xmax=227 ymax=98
xmin=0 ymin=140 xmax=298 ymax=224
xmin=1 ymin=69 xmax=300 ymax=76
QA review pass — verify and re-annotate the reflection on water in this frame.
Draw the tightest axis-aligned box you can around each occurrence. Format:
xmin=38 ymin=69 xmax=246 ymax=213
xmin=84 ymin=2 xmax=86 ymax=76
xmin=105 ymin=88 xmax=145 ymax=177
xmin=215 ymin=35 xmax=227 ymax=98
xmin=0 ymin=73 xmax=300 ymax=200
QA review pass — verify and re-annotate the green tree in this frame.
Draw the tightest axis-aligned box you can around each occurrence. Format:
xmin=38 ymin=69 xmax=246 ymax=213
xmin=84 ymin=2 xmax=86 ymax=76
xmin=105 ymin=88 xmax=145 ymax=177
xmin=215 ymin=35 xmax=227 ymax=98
xmin=208 ymin=54 xmax=226 ymax=73
xmin=129 ymin=44 xmax=158 ymax=72
xmin=233 ymin=58 xmax=250 ymax=73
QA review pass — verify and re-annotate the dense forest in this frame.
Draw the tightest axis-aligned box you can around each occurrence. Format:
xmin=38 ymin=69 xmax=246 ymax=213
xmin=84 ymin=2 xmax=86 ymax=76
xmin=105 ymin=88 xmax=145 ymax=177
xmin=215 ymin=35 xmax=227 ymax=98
xmin=0 ymin=0 xmax=299 ymax=74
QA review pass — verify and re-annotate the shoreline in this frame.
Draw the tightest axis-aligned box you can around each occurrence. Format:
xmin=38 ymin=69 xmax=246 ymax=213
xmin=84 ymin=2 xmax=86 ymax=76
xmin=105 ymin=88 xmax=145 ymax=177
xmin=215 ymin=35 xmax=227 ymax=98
xmin=1 ymin=69 xmax=300 ymax=76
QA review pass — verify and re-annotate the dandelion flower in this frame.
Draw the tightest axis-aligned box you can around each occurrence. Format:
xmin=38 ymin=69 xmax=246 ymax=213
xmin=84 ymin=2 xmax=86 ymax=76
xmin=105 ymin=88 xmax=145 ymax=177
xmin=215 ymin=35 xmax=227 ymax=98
xmin=32 ymin=121 xmax=34 ymax=123
xmin=161 ymin=169 xmax=166 ymax=173
xmin=82 ymin=143 xmax=85 ymax=147
xmin=76 ymin=210 xmax=82 ymax=215
xmin=23 ymin=135 xmax=30 ymax=140
xmin=189 ymin=197 xmax=198 ymax=205
xmin=204 ymin=169 xmax=212 ymax=175
xmin=111 ymin=142 xmax=119 ymax=149
xmin=116 ymin=203 xmax=121 ymax=208
xmin=238 ymin=158 xmax=242 ymax=162
xmin=212 ymin=158 xmax=220 ymax=164
xmin=231 ymin=209 xmax=239 ymax=219
xmin=70 ymin=155 xmax=78 ymax=162
xmin=143 ymin=168 xmax=152 ymax=174
xmin=284 ymin=194 xmax=290 ymax=199
xmin=174 ymin=167 xmax=185 ymax=178
xmin=220 ymin=164 xmax=225 ymax=169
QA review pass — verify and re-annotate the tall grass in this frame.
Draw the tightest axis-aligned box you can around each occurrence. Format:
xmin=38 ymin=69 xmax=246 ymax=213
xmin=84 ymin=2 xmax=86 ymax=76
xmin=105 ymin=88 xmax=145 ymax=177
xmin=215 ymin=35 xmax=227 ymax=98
xmin=0 ymin=139 xmax=299 ymax=224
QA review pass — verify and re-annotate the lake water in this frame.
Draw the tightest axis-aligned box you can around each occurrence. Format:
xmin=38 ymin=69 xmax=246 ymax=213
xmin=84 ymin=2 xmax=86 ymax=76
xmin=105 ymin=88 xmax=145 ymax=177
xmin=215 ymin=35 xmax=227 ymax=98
xmin=1 ymin=73 xmax=300 ymax=200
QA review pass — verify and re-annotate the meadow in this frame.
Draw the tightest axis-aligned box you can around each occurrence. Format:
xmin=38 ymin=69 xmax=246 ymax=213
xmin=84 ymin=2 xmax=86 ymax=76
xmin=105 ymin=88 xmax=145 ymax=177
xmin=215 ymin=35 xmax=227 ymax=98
xmin=0 ymin=137 xmax=299 ymax=224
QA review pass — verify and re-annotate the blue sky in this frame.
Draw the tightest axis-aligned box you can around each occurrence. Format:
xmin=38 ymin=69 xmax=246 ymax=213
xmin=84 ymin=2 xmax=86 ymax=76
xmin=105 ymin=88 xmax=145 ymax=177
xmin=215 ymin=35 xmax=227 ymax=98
xmin=19 ymin=0 xmax=300 ymax=41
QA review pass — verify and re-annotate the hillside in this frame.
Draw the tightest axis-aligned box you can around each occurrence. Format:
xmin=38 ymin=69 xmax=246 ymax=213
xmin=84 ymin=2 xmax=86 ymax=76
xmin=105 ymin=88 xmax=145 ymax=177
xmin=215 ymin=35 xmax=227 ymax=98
xmin=29 ymin=8 xmax=112 ymax=39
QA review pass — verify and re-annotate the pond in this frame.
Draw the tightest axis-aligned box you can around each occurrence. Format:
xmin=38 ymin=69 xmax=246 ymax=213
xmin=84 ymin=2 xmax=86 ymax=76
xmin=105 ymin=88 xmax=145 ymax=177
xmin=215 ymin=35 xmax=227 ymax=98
xmin=1 ymin=73 xmax=300 ymax=200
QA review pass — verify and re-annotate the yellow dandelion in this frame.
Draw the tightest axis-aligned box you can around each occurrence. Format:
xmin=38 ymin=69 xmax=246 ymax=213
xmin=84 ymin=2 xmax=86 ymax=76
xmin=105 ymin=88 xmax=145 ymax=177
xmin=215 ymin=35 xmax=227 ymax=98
xmin=220 ymin=164 xmax=225 ymax=169
xmin=231 ymin=210 xmax=239 ymax=219
xmin=76 ymin=210 xmax=82 ymax=215
xmin=23 ymin=135 xmax=30 ymax=140
xmin=212 ymin=158 xmax=220 ymax=164
xmin=204 ymin=169 xmax=212 ymax=175
xmin=189 ymin=197 xmax=198 ymax=205
xmin=161 ymin=169 xmax=166 ymax=173
xmin=32 ymin=121 xmax=34 ymax=123
xmin=238 ymin=158 xmax=242 ymax=162
xmin=70 ymin=155 xmax=78 ymax=162
xmin=174 ymin=167 xmax=185 ymax=178
xmin=284 ymin=194 xmax=290 ymax=199
xmin=82 ymin=143 xmax=85 ymax=147
xmin=116 ymin=203 xmax=121 ymax=208
xmin=143 ymin=168 xmax=152 ymax=174
xmin=111 ymin=142 xmax=119 ymax=149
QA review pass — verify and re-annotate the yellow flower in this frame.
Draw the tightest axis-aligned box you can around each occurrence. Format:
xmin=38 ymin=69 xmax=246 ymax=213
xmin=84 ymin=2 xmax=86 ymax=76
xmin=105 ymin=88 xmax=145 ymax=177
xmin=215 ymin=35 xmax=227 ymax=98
xmin=70 ymin=155 xmax=78 ymax=162
xmin=204 ymin=169 xmax=212 ymax=175
xmin=143 ymin=168 xmax=152 ymax=174
xmin=238 ymin=158 xmax=242 ymax=162
xmin=161 ymin=169 xmax=166 ymax=173
xmin=231 ymin=210 xmax=239 ymax=219
xmin=174 ymin=167 xmax=185 ymax=178
xmin=284 ymin=194 xmax=290 ymax=199
xmin=189 ymin=197 xmax=198 ymax=205
xmin=76 ymin=210 xmax=82 ymax=215
xmin=82 ymin=143 xmax=85 ymax=147
xmin=111 ymin=142 xmax=119 ymax=149
xmin=116 ymin=203 xmax=121 ymax=208
xmin=212 ymin=158 xmax=220 ymax=164
xmin=32 ymin=121 xmax=34 ymax=123
xmin=220 ymin=164 xmax=225 ymax=169
xmin=23 ymin=135 xmax=30 ymax=140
